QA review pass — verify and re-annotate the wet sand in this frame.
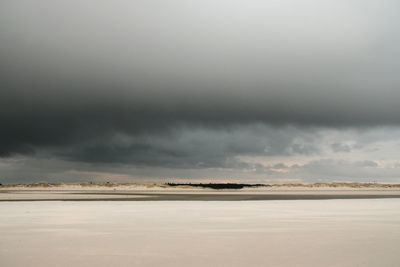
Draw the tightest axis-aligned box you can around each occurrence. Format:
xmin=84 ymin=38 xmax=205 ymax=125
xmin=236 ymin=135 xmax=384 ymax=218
xmin=1 ymin=199 xmax=400 ymax=267
xmin=1 ymin=188 xmax=400 ymax=201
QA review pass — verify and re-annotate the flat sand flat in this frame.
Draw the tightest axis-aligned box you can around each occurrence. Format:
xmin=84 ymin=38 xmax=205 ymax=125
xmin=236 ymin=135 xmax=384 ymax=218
xmin=2 ymin=188 xmax=400 ymax=201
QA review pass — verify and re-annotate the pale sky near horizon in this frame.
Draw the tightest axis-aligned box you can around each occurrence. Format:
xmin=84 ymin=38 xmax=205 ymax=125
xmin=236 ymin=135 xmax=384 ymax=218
xmin=1 ymin=0 xmax=400 ymax=184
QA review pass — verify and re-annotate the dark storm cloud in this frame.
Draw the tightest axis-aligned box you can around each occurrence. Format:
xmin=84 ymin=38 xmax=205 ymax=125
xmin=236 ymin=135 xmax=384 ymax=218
xmin=1 ymin=0 xmax=400 ymax=169
xmin=51 ymin=126 xmax=318 ymax=168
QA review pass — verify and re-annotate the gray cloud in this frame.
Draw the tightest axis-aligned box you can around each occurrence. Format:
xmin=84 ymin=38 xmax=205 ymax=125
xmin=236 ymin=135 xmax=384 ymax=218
xmin=47 ymin=125 xmax=319 ymax=167
xmin=1 ymin=1 xmax=400 ymax=182
xmin=290 ymin=159 xmax=384 ymax=182
xmin=331 ymin=143 xmax=353 ymax=153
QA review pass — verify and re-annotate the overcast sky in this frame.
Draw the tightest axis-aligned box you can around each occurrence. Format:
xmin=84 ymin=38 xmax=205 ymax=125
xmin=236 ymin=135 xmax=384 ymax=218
xmin=1 ymin=0 xmax=400 ymax=184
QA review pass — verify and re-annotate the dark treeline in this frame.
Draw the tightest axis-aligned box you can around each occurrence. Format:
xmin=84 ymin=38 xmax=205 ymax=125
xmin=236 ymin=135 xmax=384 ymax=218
xmin=166 ymin=183 xmax=266 ymax=189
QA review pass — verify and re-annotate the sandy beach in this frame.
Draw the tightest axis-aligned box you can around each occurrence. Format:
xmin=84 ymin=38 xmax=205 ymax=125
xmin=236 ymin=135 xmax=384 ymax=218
xmin=2 ymin=186 xmax=400 ymax=266
xmin=1 ymin=199 xmax=400 ymax=267
xmin=1 ymin=185 xmax=400 ymax=201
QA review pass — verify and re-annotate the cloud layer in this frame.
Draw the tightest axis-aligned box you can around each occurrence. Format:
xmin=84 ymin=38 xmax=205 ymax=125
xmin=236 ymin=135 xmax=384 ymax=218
xmin=1 ymin=0 xmax=400 ymax=182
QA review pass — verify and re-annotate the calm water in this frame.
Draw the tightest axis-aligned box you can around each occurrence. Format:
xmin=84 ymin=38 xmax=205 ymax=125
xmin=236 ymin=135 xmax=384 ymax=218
xmin=1 ymin=199 xmax=400 ymax=266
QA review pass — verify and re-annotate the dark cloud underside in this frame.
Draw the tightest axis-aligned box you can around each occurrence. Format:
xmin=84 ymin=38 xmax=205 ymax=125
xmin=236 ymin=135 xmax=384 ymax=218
xmin=1 ymin=1 xmax=400 ymax=182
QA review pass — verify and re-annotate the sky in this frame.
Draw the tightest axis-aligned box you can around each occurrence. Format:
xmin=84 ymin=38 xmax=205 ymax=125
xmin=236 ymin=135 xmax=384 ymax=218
xmin=1 ymin=0 xmax=400 ymax=184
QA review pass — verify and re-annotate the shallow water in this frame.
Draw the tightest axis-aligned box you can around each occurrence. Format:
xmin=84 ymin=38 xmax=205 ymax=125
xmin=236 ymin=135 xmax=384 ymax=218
xmin=1 ymin=199 xmax=400 ymax=266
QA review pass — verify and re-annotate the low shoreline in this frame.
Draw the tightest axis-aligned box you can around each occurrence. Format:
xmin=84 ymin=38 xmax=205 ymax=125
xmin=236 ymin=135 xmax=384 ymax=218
xmin=2 ymin=181 xmax=400 ymax=190
xmin=2 ymin=187 xmax=400 ymax=201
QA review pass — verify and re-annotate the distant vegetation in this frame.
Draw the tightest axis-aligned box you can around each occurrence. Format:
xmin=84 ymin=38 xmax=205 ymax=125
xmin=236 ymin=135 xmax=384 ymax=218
xmin=1 ymin=181 xmax=400 ymax=189
xmin=166 ymin=183 xmax=264 ymax=189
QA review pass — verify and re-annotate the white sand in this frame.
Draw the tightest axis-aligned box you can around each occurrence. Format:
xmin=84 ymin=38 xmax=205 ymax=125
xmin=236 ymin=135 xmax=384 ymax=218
xmin=1 ymin=199 xmax=400 ymax=267
xmin=0 ymin=191 xmax=149 ymax=201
